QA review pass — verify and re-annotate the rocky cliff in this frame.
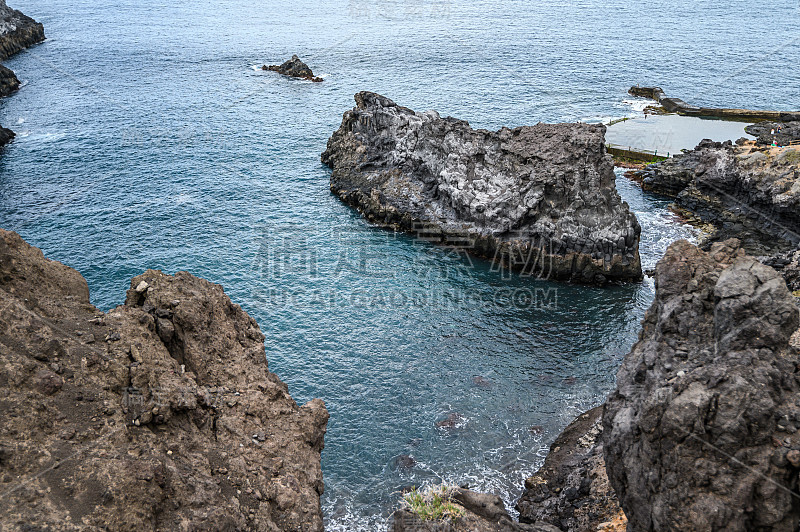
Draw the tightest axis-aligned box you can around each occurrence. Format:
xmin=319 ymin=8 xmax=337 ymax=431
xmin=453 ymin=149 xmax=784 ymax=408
xmin=639 ymin=139 xmax=800 ymax=256
xmin=0 ymin=229 xmax=328 ymax=531
xmin=0 ymin=0 xmax=44 ymax=61
xmin=322 ymin=92 xmax=642 ymax=284
xmin=603 ymin=238 xmax=800 ymax=531
xmin=516 ymin=407 xmax=624 ymax=532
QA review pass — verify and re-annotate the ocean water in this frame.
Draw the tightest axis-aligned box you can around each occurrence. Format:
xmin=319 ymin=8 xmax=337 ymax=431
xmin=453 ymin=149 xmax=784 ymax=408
xmin=0 ymin=0 xmax=796 ymax=528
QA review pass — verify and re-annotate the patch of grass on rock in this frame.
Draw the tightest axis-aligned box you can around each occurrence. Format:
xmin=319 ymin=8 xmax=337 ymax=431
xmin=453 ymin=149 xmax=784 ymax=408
xmin=401 ymin=484 xmax=463 ymax=521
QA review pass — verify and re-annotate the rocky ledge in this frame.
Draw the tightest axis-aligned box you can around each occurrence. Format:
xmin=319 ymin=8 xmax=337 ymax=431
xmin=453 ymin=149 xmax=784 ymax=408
xmin=322 ymin=92 xmax=642 ymax=284
xmin=745 ymin=121 xmax=800 ymax=147
xmin=0 ymin=0 xmax=44 ymax=61
xmin=604 ymin=238 xmax=800 ymax=530
xmin=516 ymin=407 xmax=624 ymax=532
xmin=0 ymin=229 xmax=328 ymax=530
xmin=0 ymin=63 xmax=19 ymax=97
xmin=638 ymin=139 xmax=800 ymax=256
xmin=263 ymin=55 xmax=322 ymax=82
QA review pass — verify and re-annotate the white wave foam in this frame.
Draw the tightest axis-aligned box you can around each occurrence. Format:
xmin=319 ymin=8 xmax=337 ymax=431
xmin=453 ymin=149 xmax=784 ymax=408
xmin=622 ymin=98 xmax=652 ymax=112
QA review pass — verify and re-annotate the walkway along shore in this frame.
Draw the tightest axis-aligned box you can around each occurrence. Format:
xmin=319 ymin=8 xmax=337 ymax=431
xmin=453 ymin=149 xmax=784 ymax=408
xmin=629 ymin=85 xmax=800 ymax=122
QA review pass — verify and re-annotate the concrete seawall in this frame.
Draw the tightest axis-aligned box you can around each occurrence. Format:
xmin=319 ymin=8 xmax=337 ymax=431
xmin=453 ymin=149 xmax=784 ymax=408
xmin=606 ymin=144 xmax=667 ymax=163
xmin=629 ymin=86 xmax=800 ymax=122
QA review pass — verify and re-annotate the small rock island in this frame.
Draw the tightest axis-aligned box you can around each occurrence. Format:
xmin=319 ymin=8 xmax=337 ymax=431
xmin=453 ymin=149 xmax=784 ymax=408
xmin=322 ymin=92 xmax=642 ymax=284
xmin=263 ymin=54 xmax=322 ymax=82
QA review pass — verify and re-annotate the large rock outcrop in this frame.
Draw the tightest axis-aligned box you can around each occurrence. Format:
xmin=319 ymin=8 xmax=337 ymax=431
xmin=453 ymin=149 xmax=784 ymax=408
xmin=0 ymin=229 xmax=328 ymax=531
xmin=640 ymin=139 xmax=800 ymax=255
xmin=516 ymin=407 xmax=624 ymax=532
xmin=322 ymin=92 xmax=642 ymax=284
xmin=0 ymin=0 xmax=44 ymax=61
xmin=603 ymin=238 xmax=800 ymax=531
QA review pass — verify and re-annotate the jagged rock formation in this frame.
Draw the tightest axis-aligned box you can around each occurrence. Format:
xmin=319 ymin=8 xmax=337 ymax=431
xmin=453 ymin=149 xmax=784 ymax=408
xmin=603 ymin=238 xmax=800 ymax=531
xmin=516 ymin=407 xmax=625 ymax=532
xmin=322 ymin=92 xmax=642 ymax=284
xmin=390 ymin=488 xmax=562 ymax=532
xmin=0 ymin=229 xmax=328 ymax=531
xmin=0 ymin=0 xmax=44 ymax=60
xmin=263 ymin=55 xmax=322 ymax=82
xmin=745 ymin=121 xmax=800 ymax=147
xmin=639 ymin=139 xmax=800 ymax=256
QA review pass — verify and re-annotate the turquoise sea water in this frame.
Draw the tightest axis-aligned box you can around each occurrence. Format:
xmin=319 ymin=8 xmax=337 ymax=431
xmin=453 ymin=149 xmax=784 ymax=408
xmin=1 ymin=0 xmax=797 ymax=528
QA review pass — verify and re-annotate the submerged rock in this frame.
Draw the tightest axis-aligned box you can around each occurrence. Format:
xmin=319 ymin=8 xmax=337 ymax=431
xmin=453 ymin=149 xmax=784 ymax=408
xmin=472 ymin=375 xmax=492 ymax=388
xmin=322 ymin=92 xmax=642 ymax=284
xmin=436 ymin=412 xmax=465 ymax=429
xmin=0 ymin=229 xmax=328 ymax=530
xmin=393 ymin=454 xmax=417 ymax=470
xmin=264 ymin=54 xmax=322 ymax=82
xmin=603 ymin=239 xmax=800 ymax=531
xmin=516 ymin=407 xmax=624 ymax=532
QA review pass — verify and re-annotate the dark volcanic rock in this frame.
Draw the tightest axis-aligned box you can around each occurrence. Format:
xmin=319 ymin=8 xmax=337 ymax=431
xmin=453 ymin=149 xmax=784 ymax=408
xmin=746 ymin=121 xmax=800 ymax=147
xmin=0 ymin=63 xmax=18 ymax=97
xmin=0 ymin=122 xmax=13 ymax=146
xmin=0 ymin=0 xmax=45 ymax=60
xmin=390 ymin=488 xmax=562 ymax=532
xmin=516 ymin=407 xmax=624 ymax=532
xmin=603 ymin=238 xmax=800 ymax=531
xmin=264 ymin=54 xmax=322 ymax=82
xmin=763 ymin=248 xmax=800 ymax=295
xmin=640 ymin=139 xmax=800 ymax=255
xmin=0 ymin=229 xmax=328 ymax=531
xmin=322 ymin=92 xmax=642 ymax=284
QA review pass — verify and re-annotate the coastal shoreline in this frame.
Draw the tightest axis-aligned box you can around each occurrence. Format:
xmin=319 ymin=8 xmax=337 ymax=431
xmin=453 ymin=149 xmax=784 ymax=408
xmin=0 ymin=0 xmax=46 ymax=145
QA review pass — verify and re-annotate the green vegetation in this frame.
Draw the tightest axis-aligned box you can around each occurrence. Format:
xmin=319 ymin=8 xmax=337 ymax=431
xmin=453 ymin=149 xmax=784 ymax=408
xmin=401 ymin=484 xmax=464 ymax=521
xmin=782 ymin=149 xmax=800 ymax=164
